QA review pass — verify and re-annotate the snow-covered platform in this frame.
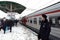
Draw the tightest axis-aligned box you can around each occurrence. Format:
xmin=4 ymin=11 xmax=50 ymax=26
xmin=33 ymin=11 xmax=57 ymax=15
xmin=0 ymin=24 xmax=38 ymax=40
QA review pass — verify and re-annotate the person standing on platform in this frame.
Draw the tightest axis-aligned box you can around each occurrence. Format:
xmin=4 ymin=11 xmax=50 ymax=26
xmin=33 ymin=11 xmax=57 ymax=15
xmin=2 ymin=18 xmax=7 ymax=34
xmin=7 ymin=19 xmax=13 ymax=32
xmin=38 ymin=14 xmax=51 ymax=40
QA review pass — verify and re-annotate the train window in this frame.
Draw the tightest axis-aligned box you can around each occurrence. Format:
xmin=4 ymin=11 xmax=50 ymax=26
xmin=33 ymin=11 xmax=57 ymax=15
xmin=59 ymin=20 xmax=60 ymax=24
xmin=52 ymin=18 xmax=55 ymax=24
xmin=30 ymin=20 xmax=32 ymax=23
xmin=58 ymin=17 xmax=60 ymax=24
xmin=34 ymin=18 xmax=37 ymax=24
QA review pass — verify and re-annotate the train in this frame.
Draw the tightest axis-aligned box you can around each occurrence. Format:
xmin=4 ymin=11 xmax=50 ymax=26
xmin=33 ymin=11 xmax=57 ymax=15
xmin=20 ymin=2 xmax=60 ymax=39
xmin=21 ymin=2 xmax=60 ymax=29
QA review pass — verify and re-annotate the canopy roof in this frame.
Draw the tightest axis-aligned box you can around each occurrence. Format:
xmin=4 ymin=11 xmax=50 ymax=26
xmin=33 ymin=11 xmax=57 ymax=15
xmin=0 ymin=0 xmax=59 ymax=17
xmin=0 ymin=1 xmax=26 ymax=13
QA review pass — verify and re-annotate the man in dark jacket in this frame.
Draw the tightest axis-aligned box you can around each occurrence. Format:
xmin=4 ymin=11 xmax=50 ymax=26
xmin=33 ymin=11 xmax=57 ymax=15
xmin=38 ymin=14 xmax=51 ymax=40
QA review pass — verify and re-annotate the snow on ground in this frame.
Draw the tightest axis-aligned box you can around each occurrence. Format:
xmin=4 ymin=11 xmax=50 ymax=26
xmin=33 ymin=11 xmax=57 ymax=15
xmin=0 ymin=24 xmax=38 ymax=40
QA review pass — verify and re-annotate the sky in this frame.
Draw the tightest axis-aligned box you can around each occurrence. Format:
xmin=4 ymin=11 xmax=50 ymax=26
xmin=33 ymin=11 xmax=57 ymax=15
xmin=0 ymin=0 xmax=60 ymax=19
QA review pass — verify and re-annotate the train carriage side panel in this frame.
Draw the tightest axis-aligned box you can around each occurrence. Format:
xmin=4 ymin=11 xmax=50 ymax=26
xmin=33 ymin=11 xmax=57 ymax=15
xmin=26 ymin=2 xmax=60 ymax=30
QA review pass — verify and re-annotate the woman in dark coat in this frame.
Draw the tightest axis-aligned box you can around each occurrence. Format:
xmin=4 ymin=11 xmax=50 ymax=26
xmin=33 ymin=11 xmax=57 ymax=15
xmin=38 ymin=14 xmax=51 ymax=40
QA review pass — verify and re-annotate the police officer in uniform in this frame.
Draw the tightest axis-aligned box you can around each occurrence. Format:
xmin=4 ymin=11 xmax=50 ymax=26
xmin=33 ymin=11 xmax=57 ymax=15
xmin=38 ymin=14 xmax=51 ymax=40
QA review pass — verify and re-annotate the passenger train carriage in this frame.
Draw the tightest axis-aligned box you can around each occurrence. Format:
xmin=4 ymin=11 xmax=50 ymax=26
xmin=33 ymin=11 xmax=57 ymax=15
xmin=24 ymin=2 xmax=60 ymax=29
xmin=21 ymin=2 xmax=60 ymax=39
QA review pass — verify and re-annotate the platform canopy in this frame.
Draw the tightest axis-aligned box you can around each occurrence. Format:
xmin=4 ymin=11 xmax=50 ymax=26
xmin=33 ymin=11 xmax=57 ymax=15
xmin=0 ymin=1 xmax=26 ymax=14
xmin=0 ymin=0 xmax=59 ymax=17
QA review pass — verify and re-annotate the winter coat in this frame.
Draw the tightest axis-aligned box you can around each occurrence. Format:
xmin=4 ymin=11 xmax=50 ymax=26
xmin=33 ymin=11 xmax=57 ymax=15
xmin=38 ymin=19 xmax=51 ymax=39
